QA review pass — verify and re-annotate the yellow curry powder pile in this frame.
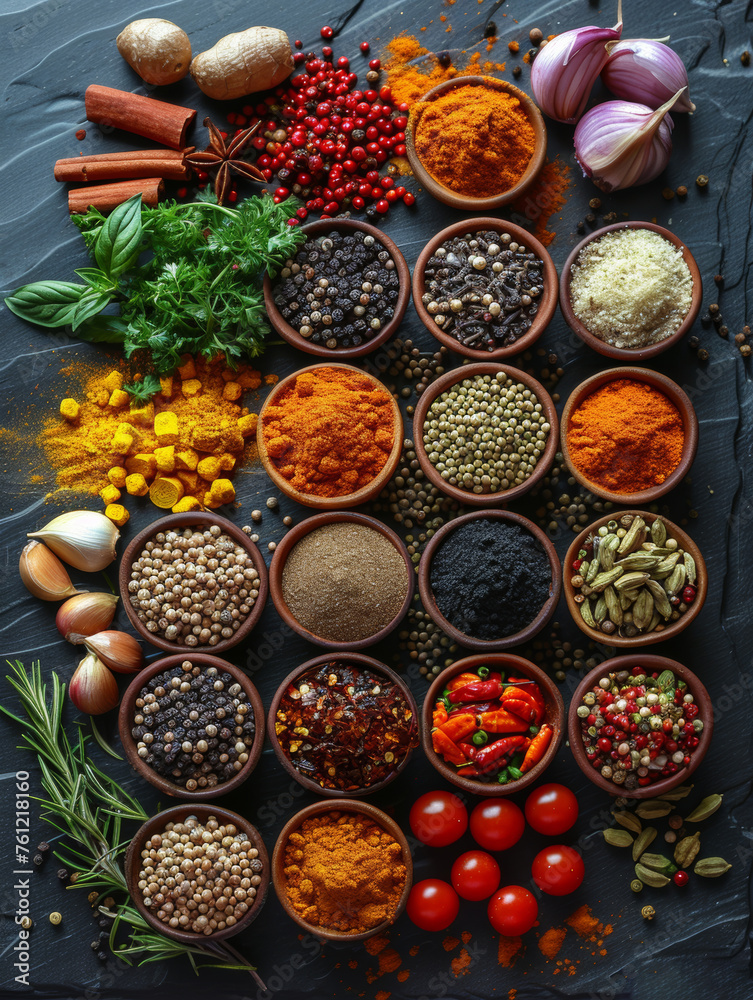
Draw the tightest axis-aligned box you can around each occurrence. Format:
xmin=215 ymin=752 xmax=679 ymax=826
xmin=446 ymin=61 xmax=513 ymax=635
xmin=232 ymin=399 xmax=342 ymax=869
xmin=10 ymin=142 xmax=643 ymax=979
xmin=39 ymin=355 xmax=269 ymax=524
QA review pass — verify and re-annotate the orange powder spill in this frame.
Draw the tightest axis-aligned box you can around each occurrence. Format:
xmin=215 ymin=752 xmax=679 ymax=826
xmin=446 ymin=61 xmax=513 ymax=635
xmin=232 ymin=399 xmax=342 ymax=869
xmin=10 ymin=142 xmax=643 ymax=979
xmin=378 ymin=949 xmax=402 ymax=975
xmin=443 ymin=936 xmax=460 ymax=951
xmin=375 ymin=992 xmax=391 ymax=1000
xmin=451 ymin=949 xmax=472 ymax=977
xmin=348 ymin=960 xmax=358 ymax=970
xmin=409 ymin=945 xmax=420 ymax=957
xmin=461 ymin=930 xmax=471 ymax=944
xmin=565 ymin=905 xmax=613 ymax=942
xmin=365 ymin=934 xmax=390 ymax=957
xmin=510 ymin=157 xmax=572 ymax=246
xmin=397 ymin=970 xmax=410 ymax=983
xmin=498 ymin=936 xmax=523 ymax=967
xmin=538 ymin=927 xmax=567 ymax=960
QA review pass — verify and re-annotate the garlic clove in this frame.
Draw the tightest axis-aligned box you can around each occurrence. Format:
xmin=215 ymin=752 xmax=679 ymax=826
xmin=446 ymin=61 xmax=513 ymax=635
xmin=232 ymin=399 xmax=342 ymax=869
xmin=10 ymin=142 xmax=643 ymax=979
xmin=27 ymin=510 xmax=120 ymax=572
xmin=57 ymin=592 xmax=119 ymax=641
xmin=602 ymin=40 xmax=695 ymax=113
xmin=83 ymin=631 xmax=144 ymax=674
xmin=69 ymin=651 xmax=120 ymax=715
xmin=19 ymin=541 xmax=81 ymax=601
xmin=531 ymin=23 xmax=623 ymax=123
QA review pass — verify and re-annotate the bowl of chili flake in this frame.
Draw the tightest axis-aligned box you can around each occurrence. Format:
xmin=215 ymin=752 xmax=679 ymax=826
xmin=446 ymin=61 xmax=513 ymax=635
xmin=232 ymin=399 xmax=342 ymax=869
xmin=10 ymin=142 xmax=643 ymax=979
xmin=268 ymin=653 xmax=419 ymax=797
xmin=422 ymin=654 xmax=564 ymax=796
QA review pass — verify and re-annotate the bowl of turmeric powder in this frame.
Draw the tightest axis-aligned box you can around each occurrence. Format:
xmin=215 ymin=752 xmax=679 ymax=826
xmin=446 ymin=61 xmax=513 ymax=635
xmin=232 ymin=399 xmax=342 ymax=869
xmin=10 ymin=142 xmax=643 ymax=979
xmin=405 ymin=75 xmax=547 ymax=210
xmin=257 ymin=363 xmax=403 ymax=509
xmin=272 ymin=800 xmax=412 ymax=942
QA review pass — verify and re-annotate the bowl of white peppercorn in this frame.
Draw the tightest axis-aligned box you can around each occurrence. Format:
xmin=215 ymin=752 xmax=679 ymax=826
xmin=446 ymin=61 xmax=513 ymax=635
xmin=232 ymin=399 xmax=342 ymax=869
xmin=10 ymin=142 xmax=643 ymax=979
xmin=118 ymin=653 xmax=265 ymax=800
xmin=412 ymin=218 xmax=558 ymax=361
xmin=119 ymin=513 xmax=268 ymax=654
xmin=413 ymin=363 xmax=559 ymax=507
xmin=125 ymin=802 xmax=270 ymax=943
xmin=263 ymin=219 xmax=410 ymax=359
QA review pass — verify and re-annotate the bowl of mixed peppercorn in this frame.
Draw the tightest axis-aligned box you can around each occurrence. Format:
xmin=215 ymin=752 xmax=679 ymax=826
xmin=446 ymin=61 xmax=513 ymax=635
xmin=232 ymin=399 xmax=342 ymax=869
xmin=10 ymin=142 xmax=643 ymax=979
xmin=568 ymin=654 xmax=713 ymax=799
xmin=422 ymin=654 xmax=565 ymax=796
xmin=118 ymin=653 xmax=265 ymax=800
xmin=268 ymin=653 xmax=419 ymax=797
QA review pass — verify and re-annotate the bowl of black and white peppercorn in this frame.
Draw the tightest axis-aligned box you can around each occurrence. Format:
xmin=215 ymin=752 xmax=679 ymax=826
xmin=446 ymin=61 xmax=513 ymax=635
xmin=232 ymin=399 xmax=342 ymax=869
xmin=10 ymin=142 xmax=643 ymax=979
xmin=263 ymin=219 xmax=410 ymax=359
xmin=119 ymin=513 xmax=268 ymax=654
xmin=118 ymin=653 xmax=265 ymax=799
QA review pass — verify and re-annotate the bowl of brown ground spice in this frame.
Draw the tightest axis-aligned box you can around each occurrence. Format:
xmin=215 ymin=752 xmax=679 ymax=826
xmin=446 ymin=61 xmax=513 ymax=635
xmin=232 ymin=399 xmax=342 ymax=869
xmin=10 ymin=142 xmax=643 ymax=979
xmin=560 ymin=222 xmax=703 ymax=361
xmin=405 ymin=75 xmax=547 ymax=210
xmin=272 ymin=800 xmax=412 ymax=942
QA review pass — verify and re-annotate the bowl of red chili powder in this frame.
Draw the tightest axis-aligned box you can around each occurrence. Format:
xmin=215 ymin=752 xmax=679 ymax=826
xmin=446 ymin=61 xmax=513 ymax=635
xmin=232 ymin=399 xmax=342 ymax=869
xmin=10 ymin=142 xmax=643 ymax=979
xmin=561 ymin=367 xmax=698 ymax=505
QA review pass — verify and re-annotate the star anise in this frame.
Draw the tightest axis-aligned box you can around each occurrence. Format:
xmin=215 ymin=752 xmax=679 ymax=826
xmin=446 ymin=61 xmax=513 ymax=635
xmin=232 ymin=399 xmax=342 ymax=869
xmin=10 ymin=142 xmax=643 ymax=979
xmin=183 ymin=117 xmax=266 ymax=205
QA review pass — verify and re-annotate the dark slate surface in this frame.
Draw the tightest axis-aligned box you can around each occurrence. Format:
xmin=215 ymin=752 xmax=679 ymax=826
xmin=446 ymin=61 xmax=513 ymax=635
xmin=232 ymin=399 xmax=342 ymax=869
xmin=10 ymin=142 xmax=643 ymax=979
xmin=1 ymin=1 xmax=752 ymax=998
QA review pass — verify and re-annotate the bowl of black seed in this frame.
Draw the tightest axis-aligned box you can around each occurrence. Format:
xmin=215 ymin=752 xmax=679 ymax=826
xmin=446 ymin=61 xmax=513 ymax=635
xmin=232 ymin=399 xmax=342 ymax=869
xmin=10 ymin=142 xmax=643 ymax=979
xmin=119 ymin=513 xmax=268 ymax=654
xmin=412 ymin=218 xmax=558 ymax=361
xmin=263 ymin=219 xmax=410 ymax=359
xmin=119 ymin=653 xmax=265 ymax=800
xmin=418 ymin=510 xmax=562 ymax=650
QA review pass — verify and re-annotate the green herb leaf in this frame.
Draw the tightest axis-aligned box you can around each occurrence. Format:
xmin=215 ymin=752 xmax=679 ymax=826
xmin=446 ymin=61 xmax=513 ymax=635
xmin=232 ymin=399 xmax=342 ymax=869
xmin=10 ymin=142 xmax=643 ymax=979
xmin=94 ymin=193 xmax=144 ymax=278
xmin=5 ymin=280 xmax=87 ymax=328
xmin=74 ymin=315 xmax=129 ymax=344
xmin=74 ymin=267 xmax=116 ymax=293
xmin=71 ymin=289 xmax=114 ymax=331
xmin=123 ymin=375 xmax=162 ymax=404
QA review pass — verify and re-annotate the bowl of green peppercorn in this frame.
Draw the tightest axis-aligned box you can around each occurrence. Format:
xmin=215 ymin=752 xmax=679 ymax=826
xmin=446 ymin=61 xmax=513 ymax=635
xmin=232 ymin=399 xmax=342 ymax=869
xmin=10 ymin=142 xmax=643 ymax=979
xmin=413 ymin=362 xmax=559 ymax=506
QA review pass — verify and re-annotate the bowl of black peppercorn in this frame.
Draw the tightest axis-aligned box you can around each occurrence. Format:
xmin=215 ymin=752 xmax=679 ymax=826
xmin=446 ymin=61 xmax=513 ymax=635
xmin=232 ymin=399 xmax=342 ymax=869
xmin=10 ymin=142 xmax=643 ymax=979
xmin=263 ymin=219 xmax=411 ymax=359
xmin=118 ymin=653 xmax=265 ymax=800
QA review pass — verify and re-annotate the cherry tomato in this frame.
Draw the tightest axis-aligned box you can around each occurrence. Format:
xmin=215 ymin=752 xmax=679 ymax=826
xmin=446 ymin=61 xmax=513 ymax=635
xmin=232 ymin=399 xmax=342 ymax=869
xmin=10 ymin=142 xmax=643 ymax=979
xmin=524 ymin=784 xmax=579 ymax=836
xmin=531 ymin=845 xmax=585 ymax=896
xmin=487 ymin=885 xmax=538 ymax=936
xmin=469 ymin=798 xmax=525 ymax=852
xmin=409 ymin=791 xmax=468 ymax=847
xmin=406 ymin=879 xmax=459 ymax=931
xmin=450 ymin=851 xmax=501 ymax=901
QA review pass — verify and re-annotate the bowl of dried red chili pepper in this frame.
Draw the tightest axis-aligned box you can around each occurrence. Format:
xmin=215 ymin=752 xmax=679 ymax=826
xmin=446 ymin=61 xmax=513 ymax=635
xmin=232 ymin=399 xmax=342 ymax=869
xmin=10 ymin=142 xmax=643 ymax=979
xmin=268 ymin=653 xmax=420 ymax=797
xmin=568 ymin=654 xmax=713 ymax=799
xmin=422 ymin=655 xmax=565 ymax=796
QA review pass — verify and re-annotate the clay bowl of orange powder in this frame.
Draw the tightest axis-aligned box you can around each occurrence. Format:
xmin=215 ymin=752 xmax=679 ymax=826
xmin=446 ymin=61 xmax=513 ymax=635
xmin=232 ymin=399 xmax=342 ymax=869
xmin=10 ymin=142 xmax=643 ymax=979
xmin=405 ymin=75 xmax=547 ymax=210
xmin=257 ymin=363 xmax=403 ymax=509
xmin=561 ymin=367 xmax=698 ymax=505
xmin=272 ymin=799 xmax=412 ymax=942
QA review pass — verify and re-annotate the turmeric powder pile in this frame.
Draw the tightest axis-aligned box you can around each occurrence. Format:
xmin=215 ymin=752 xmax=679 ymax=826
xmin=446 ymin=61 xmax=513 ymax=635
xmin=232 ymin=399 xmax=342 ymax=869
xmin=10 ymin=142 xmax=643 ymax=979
xmin=39 ymin=355 xmax=271 ymax=524
xmin=282 ymin=811 xmax=407 ymax=933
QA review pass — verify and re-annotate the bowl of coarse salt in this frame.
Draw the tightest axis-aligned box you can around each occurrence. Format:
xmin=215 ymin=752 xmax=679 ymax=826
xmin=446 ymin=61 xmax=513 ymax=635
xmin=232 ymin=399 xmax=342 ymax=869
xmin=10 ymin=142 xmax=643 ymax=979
xmin=559 ymin=221 xmax=702 ymax=361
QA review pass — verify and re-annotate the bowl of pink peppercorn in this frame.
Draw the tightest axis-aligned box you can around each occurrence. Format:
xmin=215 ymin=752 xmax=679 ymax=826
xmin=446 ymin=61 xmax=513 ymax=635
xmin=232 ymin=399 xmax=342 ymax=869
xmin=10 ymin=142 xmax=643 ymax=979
xmin=568 ymin=654 xmax=713 ymax=799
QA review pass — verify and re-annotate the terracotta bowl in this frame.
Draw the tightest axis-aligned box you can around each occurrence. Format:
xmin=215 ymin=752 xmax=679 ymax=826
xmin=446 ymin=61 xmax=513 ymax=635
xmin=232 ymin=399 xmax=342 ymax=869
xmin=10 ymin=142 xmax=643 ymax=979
xmin=413 ymin=362 xmax=559 ymax=507
xmin=422 ymin=654 xmax=564 ymax=796
xmin=272 ymin=799 xmax=413 ymax=942
xmin=564 ymin=510 xmax=708 ymax=647
xmin=405 ymin=75 xmax=547 ymax=210
xmin=412 ymin=217 xmax=558 ymax=361
xmin=125 ymin=802 xmax=270 ymax=943
xmin=119 ymin=512 xmax=268 ymax=654
xmin=560 ymin=367 xmax=699 ymax=505
xmin=267 ymin=652 xmax=418 ymax=798
xmin=118 ymin=653 xmax=265 ymax=801
xmin=262 ymin=219 xmax=410 ymax=359
xmin=567 ymin=654 xmax=713 ymax=799
xmin=418 ymin=509 xmax=562 ymax=651
xmin=268 ymin=511 xmax=415 ymax=650
xmin=257 ymin=363 xmax=403 ymax=509
xmin=559 ymin=222 xmax=703 ymax=361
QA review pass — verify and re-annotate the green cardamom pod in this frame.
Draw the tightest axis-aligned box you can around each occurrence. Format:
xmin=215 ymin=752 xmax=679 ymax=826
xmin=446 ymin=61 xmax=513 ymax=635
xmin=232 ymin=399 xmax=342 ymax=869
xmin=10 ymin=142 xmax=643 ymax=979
xmin=632 ymin=826 xmax=657 ymax=861
xmin=683 ymin=552 xmax=697 ymax=585
xmin=657 ymin=669 xmax=676 ymax=692
xmin=614 ymin=571 xmax=651 ymax=592
xmin=586 ymin=554 xmax=601 ymax=583
xmin=632 ymin=588 xmax=654 ymax=631
xmin=599 ymin=535 xmax=619 ymax=571
xmin=604 ymin=585 xmax=623 ymax=625
xmin=661 ymin=784 xmax=694 ymax=802
xmin=603 ymin=828 xmax=634 ymax=848
xmin=639 ymin=852 xmax=679 ymax=876
xmin=618 ymin=516 xmax=646 ymax=554
xmin=579 ymin=559 xmax=590 ymax=579
xmin=655 ymin=552 xmax=682 ymax=575
xmin=580 ymin=600 xmax=596 ymax=629
xmin=645 ymin=579 xmax=673 ymax=618
xmin=674 ymin=831 xmax=701 ymax=869
xmin=590 ymin=566 xmax=624 ymax=592
xmin=613 ymin=810 xmax=642 ymax=834
xmin=635 ymin=800 xmax=673 ymax=819
xmin=618 ymin=553 xmax=661 ymax=571
xmin=665 ymin=564 xmax=686 ymax=595
xmin=651 ymin=518 xmax=667 ymax=545
xmin=694 ymin=857 xmax=732 ymax=878
xmin=685 ymin=794 xmax=723 ymax=823
xmin=634 ymin=863 xmax=670 ymax=888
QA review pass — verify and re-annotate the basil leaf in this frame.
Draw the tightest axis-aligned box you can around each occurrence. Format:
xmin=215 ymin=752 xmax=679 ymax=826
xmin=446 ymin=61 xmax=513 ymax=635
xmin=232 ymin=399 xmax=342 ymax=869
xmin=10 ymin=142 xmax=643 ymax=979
xmin=4 ymin=281 xmax=87 ymax=328
xmin=95 ymin=193 xmax=143 ymax=278
xmin=74 ymin=315 xmax=128 ymax=344
xmin=74 ymin=267 xmax=115 ymax=293
xmin=70 ymin=289 xmax=113 ymax=331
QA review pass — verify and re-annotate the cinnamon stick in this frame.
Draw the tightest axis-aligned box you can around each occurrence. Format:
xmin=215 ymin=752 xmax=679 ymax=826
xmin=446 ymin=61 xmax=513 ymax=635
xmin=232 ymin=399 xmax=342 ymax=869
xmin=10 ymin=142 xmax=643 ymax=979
xmin=55 ymin=149 xmax=192 ymax=182
xmin=67 ymin=178 xmax=164 ymax=214
xmin=85 ymin=85 xmax=196 ymax=150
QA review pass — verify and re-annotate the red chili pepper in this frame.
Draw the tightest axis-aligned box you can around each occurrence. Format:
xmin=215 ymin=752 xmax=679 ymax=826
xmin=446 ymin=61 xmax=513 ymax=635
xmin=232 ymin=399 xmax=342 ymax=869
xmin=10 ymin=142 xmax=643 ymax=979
xmin=431 ymin=728 xmax=467 ymax=766
xmin=476 ymin=709 xmax=529 ymax=734
xmin=457 ymin=742 xmax=478 ymax=760
xmin=432 ymin=702 xmax=449 ymax=727
xmin=446 ymin=672 xmax=483 ymax=692
xmin=500 ymin=698 xmax=535 ymax=724
xmin=438 ymin=713 xmax=477 ymax=742
xmin=448 ymin=678 xmax=504 ymax=703
xmin=474 ymin=735 xmax=527 ymax=772
xmin=502 ymin=685 xmax=545 ymax=725
xmin=456 ymin=764 xmax=480 ymax=775
xmin=520 ymin=723 xmax=553 ymax=773
xmin=448 ymin=701 xmax=495 ymax=717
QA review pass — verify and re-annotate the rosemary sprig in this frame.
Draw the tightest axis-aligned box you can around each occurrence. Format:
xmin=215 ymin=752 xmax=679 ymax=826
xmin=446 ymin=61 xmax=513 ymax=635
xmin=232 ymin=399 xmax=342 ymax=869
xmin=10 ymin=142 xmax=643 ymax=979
xmin=0 ymin=661 xmax=264 ymax=985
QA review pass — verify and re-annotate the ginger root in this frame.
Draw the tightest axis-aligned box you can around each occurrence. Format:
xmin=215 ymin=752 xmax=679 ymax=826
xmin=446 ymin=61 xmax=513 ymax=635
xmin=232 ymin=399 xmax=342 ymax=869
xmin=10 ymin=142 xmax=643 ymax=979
xmin=116 ymin=18 xmax=192 ymax=86
xmin=190 ymin=26 xmax=293 ymax=100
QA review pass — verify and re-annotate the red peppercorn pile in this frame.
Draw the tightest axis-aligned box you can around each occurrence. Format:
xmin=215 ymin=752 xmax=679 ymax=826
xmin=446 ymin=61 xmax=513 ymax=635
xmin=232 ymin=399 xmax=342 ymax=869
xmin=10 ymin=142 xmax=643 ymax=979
xmin=226 ymin=36 xmax=415 ymax=222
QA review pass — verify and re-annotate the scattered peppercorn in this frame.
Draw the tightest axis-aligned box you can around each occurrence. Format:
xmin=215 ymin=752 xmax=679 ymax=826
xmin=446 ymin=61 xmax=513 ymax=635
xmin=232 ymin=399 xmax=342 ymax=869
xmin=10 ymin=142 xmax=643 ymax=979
xmin=696 ymin=175 xmax=709 ymax=188
xmin=33 ymin=853 xmax=44 ymax=867
xmin=662 ymin=187 xmax=675 ymax=200
xmin=641 ymin=905 xmax=656 ymax=920
xmin=676 ymin=185 xmax=688 ymax=197
xmin=714 ymin=273 xmax=724 ymax=285
xmin=588 ymin=197 xmax=602 ymax=210
xmin=37 ymin=841 xmax=50 ymax=853
xmin=282 ymin=515 xmax=293 ymax=527
xmin=688 ymin=335 xmax=700 ymax=350
xmin=512 ymin=65 xmax=522 ymax=78
xmin=630 ymin=879 xmax=643 ymax=893
xmin=251 ymin=510 xmax=263 ymax=522
xmin=266 ymin=496 xmax=279 ymax=510
xmin=697 ymin=347 xmax=710 ymax=362
xmin=708 ymin=303 xmax=719 ymax=315
xmin=602 ymin=211 xmax=618 ymax=223
xmin=437 ymin=50 xmax=452 ymax=68
xmin=740 ymin=344 xmax=752 ymax=357
xmin=268 ymin=541 xmax=277 ymax=552
xmin=19 ymin=916 xmax=32 ymax=930
xmin=529 ymin=27 xmax=544 ymax=45
xmin=585 ymin=212 xmax=597 ymax=225
xmin=57 ymin=868 xmax=68 ymax=881
xmin=742 ymin=50 xmax=751 ymax=66
xmin=49 ymin=912 xmax=62 ymax=926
